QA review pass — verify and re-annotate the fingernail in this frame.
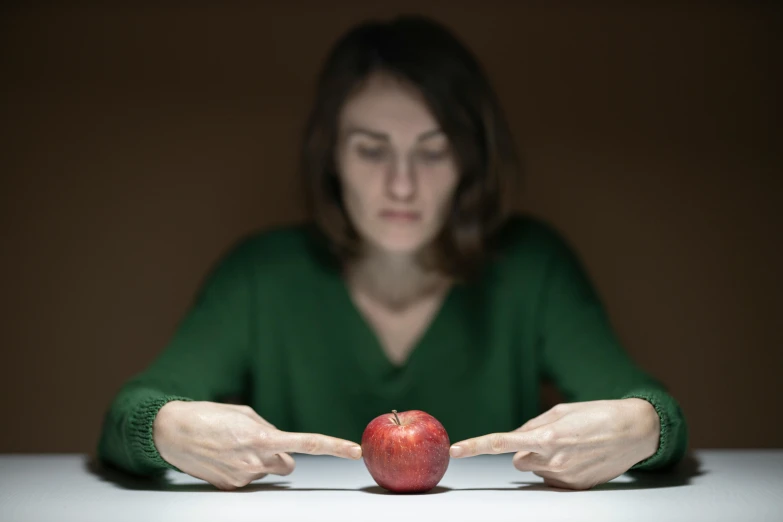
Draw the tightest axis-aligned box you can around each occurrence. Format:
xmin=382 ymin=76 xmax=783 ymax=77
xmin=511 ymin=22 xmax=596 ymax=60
xmin=450 ymin=445 xmax=463 ymax=458
xmin=350 ymin=446 xmax=362 ymax=459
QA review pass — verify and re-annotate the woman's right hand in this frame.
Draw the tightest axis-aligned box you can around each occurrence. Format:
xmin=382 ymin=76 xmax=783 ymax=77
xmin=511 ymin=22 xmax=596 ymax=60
xmin=152 ymin=400 xmax=363 ymax=490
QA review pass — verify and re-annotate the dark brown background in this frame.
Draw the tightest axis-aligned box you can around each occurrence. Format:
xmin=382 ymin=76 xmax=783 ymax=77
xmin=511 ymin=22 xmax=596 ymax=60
xmin=1 ymin=2 xmax=781 ymax=454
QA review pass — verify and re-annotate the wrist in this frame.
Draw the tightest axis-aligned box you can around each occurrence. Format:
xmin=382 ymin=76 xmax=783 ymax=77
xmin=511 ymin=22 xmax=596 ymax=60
xmin=623 ymin=398 xmax=661 ymax=461
xmin=152 ymin=400 xmax=186 ymax=456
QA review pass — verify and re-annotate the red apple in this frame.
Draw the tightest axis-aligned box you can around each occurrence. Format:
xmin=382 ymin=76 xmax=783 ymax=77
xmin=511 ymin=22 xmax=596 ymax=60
xmin=361 ymin=409 xmax=450 ymax=493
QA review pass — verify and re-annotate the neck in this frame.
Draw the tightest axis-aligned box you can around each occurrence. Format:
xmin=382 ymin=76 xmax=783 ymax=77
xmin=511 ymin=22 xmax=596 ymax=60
xmin=345 ymin=247 xmax=448 ymax=311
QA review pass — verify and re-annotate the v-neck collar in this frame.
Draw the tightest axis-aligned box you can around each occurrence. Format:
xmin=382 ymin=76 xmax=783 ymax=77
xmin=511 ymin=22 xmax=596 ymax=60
xmin=329 ymin=269 xmax=461 ymax=379
xmin=305 ymin=229 xmax=473 ymax=397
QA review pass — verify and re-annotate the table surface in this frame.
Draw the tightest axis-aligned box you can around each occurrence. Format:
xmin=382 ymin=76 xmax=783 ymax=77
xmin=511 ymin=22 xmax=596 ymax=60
xmin=1 ymin=450 xmax=782 ymax=522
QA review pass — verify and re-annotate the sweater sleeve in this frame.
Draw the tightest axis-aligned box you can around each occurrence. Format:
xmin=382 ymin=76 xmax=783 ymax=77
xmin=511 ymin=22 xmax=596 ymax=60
xmin=533 ymin=225 xmax=688 ymax=470
xmin=97 ymin=237 xmax=258 ymax=476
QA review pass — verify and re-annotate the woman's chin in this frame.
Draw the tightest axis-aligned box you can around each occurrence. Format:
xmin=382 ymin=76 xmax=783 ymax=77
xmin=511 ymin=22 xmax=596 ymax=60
xmin=370 ymin=237 xmax=426 ymax=256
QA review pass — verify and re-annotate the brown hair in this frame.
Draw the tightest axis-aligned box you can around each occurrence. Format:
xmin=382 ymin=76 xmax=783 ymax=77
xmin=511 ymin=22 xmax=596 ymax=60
xmin=301 ymin=15 xmax=521 ymax=281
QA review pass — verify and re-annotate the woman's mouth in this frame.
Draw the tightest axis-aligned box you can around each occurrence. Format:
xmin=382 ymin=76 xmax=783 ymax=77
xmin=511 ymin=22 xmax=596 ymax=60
xmin=379 ymin=209 xmax=421 ymax=222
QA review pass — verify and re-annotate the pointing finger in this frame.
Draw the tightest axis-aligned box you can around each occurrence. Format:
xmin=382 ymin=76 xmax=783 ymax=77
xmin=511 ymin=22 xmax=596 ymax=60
xmin=269 ymin=432 xmax=363 ymax=460
xmin=450 ymin=429 xmax=545 ymax=458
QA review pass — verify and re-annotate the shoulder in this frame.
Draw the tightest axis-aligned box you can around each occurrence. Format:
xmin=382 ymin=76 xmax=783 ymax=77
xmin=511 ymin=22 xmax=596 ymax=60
xmin=492 ymin=213 xmax=575 ymax=263
xmin=484 ymin=213 xmax=590 ymax=292
xmin=210 ymin=222 xmax=329 ymax=282
xmin=229 ymin=222 xmax=315 ymax=262
xmin=489 ymin=214 xmax=598 ymax=300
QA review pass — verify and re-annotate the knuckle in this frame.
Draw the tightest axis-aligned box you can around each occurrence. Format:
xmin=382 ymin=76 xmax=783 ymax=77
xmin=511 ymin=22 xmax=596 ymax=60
xmin=489 ymin=434 xmax=507 ymax=454
xmin=255 ymin=429 xmax=274 ymax=448
xmin=549 ymin=454 xmax=568 ymax=472
xmin=539 ymin=428 xmax=559 ymax=447
xmin=303 ymin=436 xmax=321 ymax=454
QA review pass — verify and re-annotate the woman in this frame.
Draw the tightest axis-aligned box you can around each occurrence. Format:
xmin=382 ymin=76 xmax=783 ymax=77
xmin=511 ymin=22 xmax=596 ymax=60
xmin=98 ymin=15 xmax=687 ymax=491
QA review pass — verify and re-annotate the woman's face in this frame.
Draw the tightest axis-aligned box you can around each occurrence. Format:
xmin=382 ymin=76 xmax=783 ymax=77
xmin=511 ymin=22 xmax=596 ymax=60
xmin=336 ymin=73 xmax=459 ymax=256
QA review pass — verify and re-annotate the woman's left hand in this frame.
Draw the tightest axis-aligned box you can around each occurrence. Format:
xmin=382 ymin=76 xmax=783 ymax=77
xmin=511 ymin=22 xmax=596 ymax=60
xmin=449 ymin=399 xmax=661 ymax=490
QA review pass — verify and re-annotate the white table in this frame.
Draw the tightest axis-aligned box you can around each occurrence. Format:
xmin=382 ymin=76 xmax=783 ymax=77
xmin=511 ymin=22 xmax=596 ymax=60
xmin=1 ymin=450 xmax=781 ymax=522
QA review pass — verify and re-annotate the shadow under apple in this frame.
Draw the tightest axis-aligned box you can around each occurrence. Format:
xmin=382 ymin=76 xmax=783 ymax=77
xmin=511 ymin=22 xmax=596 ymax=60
xmin=359 ymin=485 xmax=452 ymax=495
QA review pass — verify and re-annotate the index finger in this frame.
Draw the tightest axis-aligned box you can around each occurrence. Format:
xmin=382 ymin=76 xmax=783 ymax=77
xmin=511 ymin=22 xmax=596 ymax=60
xmin=450 ymin=429 xmax=544 ymax=458
xmin=269 ymin=431 xmax=363 ymax=460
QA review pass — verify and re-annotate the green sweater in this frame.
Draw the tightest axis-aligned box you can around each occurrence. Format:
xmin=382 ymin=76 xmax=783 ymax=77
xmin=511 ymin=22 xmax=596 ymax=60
xmin=98 ymin=215 xmax=688 ymax=476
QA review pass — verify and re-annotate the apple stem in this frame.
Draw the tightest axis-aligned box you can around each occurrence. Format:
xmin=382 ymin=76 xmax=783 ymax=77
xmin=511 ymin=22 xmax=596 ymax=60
xmin=392 ymin=410 xmax=401 ymax=426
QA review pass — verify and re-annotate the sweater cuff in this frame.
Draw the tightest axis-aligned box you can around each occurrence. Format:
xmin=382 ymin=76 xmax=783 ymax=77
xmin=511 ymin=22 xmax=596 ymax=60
xmin=622 ymin=388 xmax=684 ymax=470
xmin=127 ymin=394 xmax=193 ymax=474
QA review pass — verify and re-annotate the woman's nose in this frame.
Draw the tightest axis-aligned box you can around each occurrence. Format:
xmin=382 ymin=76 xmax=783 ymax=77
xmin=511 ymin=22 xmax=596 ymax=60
xmin=386 ymin=157 xmax=416 ymax=202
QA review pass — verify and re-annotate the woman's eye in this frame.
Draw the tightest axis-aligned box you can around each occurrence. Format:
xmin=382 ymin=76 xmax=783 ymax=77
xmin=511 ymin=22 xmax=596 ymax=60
xmin=357 ymin=146 xmax=388 ymax=161
xmin=417 ymin=149 xmax=449 ymax=163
